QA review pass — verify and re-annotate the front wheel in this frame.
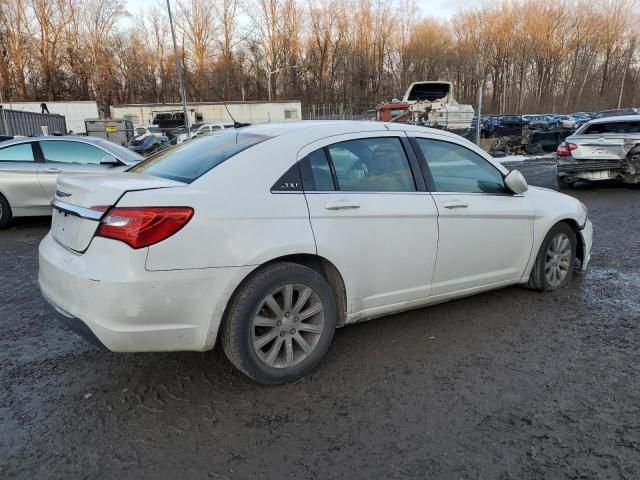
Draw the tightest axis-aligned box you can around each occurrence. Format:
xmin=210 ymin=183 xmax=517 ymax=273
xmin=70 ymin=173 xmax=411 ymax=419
xmin=220 ymin=262 xmax=337 ymax=384
xmin=526 ymin=223 xmax=576 ymax=291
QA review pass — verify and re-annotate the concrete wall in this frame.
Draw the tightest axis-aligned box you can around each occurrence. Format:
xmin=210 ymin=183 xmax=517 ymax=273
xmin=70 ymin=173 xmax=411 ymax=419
xmin=110 ymin=101 xmax=302 ymax=127
xmin=0 ymin=101 xmax=100 ymax=133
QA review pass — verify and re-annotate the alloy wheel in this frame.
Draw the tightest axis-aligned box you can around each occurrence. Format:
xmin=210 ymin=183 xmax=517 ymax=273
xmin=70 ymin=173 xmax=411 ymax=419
xmin=251 ymin=284 xmax=325 ymax=368
xmin=544 ymin=232 xmax=572 ymax=287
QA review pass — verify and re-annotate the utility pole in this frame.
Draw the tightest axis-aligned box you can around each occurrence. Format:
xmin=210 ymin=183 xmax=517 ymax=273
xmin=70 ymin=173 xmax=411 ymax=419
xmin=0 ymin=75 xmax=10 ymax=135
xmin=166 ymin=0 xmax=190 ymax=139
xmin=476 ymin=85 xmax=483 ymax=146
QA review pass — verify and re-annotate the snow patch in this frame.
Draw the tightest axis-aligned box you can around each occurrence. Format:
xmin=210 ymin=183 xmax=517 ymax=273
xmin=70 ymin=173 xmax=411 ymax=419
xmin=496 ymin=154 xmax=555 ymax=164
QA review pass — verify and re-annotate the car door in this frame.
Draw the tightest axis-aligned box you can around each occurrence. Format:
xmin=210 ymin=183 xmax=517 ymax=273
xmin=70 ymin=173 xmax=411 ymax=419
xmin=300 ymin=132 xmax=439 ymax=316
xmin=0 ymin=142 xmax=49 ymax=212
xmin=411 ymin=135 xmax=534 ymax=297
xmin=36 ymin=140 xmax=110 ymax=199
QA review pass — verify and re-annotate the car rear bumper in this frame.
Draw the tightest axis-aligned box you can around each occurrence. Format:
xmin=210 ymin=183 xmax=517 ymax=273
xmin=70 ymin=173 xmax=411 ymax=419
xmin=41 ymin=290 xmax=107 ymax=349
xmin=38 ymin=232 xmax=252 ymax=352
xmin=557 ymin=158 xmax=632 ymax=182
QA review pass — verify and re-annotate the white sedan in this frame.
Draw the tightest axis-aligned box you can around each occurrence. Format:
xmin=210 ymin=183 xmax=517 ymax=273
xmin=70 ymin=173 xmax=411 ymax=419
xmin=39 ymin=121 xmax=593 ymax=384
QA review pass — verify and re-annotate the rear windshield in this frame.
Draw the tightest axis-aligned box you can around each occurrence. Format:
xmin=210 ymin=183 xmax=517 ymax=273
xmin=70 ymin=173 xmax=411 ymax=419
xmin=128 ymin=131 xmax=271 ymax=183
xmin=580 ymin=121 xmax=640 ymax=135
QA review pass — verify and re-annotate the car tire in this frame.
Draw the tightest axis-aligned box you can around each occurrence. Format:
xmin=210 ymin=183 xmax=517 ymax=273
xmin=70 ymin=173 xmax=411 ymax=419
xmin=525 ymin=222 xmax=576 ymax=292
xmin=0 ymin=193 xmax=11 ymax=229
xmin=220 ymin=262 xmax=337 ymax=384
xmin=557 ymin=176 xmax=573 ymax=189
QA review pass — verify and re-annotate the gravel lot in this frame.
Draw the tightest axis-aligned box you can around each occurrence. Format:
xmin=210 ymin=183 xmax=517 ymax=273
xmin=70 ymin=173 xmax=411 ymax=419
xmin=2 ymin=158 xmax=639 ymax=479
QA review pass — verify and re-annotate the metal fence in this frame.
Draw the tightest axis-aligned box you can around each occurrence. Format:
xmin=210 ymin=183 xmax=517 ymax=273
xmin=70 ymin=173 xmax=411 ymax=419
xmin=0 ymin=108 xmax=67 ymax=136
xmin=303 ymin=104 xmax=375 ymax=121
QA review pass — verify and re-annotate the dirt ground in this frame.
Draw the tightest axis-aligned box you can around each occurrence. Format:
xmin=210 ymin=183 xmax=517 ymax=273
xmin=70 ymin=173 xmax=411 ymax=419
xmin=1 ymin=158 xmax=639 ymax=479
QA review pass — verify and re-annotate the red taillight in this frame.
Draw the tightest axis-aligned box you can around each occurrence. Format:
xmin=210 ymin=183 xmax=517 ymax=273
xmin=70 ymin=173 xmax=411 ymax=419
xmin=96 ymin=207 xmax=194 ymax=249
xmin=557 ymin=142 xmax=577 ymax=157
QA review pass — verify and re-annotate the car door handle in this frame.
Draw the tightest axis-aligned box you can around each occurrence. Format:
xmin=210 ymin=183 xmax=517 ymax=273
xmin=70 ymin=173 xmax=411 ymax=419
xmin=43 ymin=168 xmax=61 ymax=173
xmin=325 ymin=200 xmax=361 ymax=210
xmin=443 ymin=200 xmax=469 ymax=209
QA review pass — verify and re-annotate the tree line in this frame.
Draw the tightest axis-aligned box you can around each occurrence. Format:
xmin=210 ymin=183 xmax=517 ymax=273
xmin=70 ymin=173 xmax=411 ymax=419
xmin=0 ymin=0 xmax=638 ymax=115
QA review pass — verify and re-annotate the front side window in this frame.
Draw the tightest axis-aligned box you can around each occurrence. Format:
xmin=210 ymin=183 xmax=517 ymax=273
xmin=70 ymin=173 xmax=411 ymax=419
xmin=325 ymin=137 xmax=415 ymax=192
xmin=129 ymin=131 xmax=271 ymax=183
xmin=415 ymin=138 xmax=505 ymax=194
xmin=40 ymin=141 xmax=105 ymax=164
xmin=0 ymin=143 xmax=35 ymax=162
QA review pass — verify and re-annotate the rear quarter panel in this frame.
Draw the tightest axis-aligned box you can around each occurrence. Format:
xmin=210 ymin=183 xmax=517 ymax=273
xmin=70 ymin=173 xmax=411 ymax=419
xmin=125 ymin=136 xmax=317 ymax=271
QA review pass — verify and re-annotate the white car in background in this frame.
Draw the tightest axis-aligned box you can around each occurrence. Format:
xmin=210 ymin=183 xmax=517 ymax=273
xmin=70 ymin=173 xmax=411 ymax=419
xmin=39 ymin=121 xmax=592 ymax=384
xmin=134 ymin=125 xmax=165 ymax=138
xmin=0 ymin=136 xmax=142 ymax=228
xmin=176 ymin=123 xmax=227 ymax=144
xmin=556 ymin=114 xmax=640 ymax=187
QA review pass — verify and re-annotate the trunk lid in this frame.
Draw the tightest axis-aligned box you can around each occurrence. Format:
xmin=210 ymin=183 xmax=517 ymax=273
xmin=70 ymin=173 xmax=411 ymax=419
xmin=51 ymin=173 xmax=185 ymax=252
xmin=569 ymin=135 xmax=629 ymax=161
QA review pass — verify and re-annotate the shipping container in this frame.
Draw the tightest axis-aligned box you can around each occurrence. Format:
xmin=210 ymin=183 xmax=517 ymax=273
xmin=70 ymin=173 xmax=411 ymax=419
xmin=0 ymin=101 xmax=101 ymax=133
xmin=0 ymin=108 xmax=67 ymax=136
xmin=84 ymin=118 xmax=134 ymax=146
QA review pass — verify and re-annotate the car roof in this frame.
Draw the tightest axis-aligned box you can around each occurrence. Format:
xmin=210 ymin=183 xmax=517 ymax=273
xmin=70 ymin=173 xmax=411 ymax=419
xmin=586 ymin=114 xmax=640 ymax=124
xmin=0 ymin=135 xmax=110 ymax=147
xmin=238 ymin=120 xmax=465 ymax=141
xmin=0 ymin=135 xmax=143 ymax=163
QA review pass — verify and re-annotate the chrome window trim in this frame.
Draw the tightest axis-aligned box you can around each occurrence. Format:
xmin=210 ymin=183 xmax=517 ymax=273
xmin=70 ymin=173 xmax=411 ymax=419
xmin=51 ymin=199 xmax=104 ymax=221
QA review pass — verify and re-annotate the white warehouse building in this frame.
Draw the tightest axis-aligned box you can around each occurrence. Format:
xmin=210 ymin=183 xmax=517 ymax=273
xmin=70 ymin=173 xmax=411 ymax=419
xmin=110 ymin=100 xmax=302 ymax=127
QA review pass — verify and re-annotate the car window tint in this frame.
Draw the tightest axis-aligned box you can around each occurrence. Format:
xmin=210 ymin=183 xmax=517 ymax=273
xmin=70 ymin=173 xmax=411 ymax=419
xmin=0 ymin=143 xmax=35 ymax=162
xmin=326 ymin=137 xmax=415 ymax=192
xmin=304 ymin=148 xmax=335 ymax=191
xmin=582 ymin=121 xmax=640 ymax=134
xmin=40 ymin=141 xmax=105 ymax=164
xmin=129 ymin=131 xmax=271 ymax=183
xmin=416 ymin=138 xmax=505 ymax=194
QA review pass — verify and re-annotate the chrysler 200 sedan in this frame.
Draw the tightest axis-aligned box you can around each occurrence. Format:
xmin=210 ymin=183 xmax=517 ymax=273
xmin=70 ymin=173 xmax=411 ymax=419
xmin=39 ymin=121 xmax=593 ymax=384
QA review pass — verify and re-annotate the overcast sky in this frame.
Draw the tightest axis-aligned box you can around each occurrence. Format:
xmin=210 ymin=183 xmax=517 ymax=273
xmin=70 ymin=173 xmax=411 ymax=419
xmin=121 ymin=0 xmax=479 ymax=25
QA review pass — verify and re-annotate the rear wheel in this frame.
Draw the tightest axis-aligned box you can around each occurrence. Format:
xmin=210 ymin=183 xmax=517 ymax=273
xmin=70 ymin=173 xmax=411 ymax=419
xmin=220 ymin=262 xmax=337 ymax=384
xmin=526 ymin=222 xmax=576 ymax=291
xmin=0 ymin=194 xmax=11 ymax=229
xmin=557 ymin=176 xmax=573 ymax=189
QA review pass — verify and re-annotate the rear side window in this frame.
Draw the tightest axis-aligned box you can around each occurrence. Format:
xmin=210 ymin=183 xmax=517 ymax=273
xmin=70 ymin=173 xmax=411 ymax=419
xmin=0 ymin=143 xmax=35 ymax=162
xmin=326 ymin=138 xmax=415 ymax=192
xmin=581 ymin=121 xmax=640 ymax=135
xmin=40 ymin=140 xmax=106 ymax=164
xmin=300 ymin=149 xmax=335 ymax=191
xmin=302 ymin=138 xmax=415 ymax=192
xmin=129 ymin=131 xmax=271 ymax=183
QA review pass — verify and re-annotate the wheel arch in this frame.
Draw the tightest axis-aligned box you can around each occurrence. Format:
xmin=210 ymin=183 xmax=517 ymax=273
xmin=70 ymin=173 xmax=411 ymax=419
xmin=222 ymin=253 xmax=349 ymax=330
xmin=559 ymin=218 xmax=585 ymax=267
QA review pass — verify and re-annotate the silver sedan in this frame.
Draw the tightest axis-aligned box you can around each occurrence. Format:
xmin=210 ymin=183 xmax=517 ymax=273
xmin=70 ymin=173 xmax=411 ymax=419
xmin=0 ymin=136 xmax=142 ymax=228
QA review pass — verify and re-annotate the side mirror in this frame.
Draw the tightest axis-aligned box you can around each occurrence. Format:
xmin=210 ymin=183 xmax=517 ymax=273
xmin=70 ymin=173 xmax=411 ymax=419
xmin=100 ymin=154 xmax=119 ymax=166
xmin=504 ymin=169 xmax=528 ymax=194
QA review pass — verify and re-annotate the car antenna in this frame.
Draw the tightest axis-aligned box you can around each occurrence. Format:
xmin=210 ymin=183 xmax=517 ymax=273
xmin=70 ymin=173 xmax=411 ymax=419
xmin=223 ymin=101 xmax=251 ymax=129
